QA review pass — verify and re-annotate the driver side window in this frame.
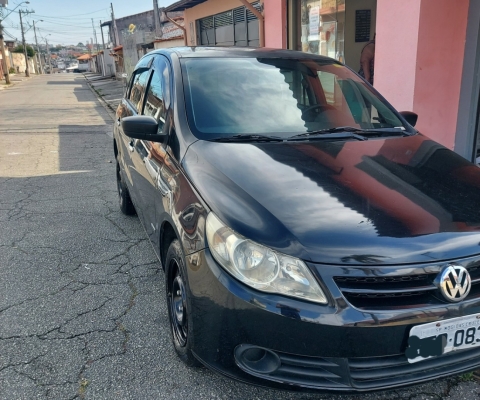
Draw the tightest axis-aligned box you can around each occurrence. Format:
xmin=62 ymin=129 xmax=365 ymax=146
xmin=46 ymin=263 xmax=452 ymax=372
xmin=143 ymin=58 xmax=170 ymax=132
xmin=129 ymin=70 xmax=150 ymax=113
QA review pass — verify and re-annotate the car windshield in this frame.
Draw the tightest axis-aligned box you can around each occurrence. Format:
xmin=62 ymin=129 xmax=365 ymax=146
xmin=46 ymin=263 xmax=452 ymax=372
xmin=181 ymin=57 xmax=406 ymax=140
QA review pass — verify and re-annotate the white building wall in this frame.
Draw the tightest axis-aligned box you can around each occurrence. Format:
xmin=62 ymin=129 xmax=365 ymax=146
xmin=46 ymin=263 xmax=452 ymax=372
xmin=154 ymin=38 xmax=185 ymax=49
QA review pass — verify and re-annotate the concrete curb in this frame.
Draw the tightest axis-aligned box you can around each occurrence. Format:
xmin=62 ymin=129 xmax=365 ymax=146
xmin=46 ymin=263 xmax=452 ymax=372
xmin=0 ymin=75 xmax=33 ymax=91
xmin=83 ymin=73 xmax=116 ymax=122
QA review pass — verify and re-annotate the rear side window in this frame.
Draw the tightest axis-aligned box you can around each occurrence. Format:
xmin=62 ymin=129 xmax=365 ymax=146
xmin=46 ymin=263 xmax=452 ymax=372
xmin=129 ymin=70 xmax=150 ymax=113
xmin=143 ymin=58 xmax=170 ymax=131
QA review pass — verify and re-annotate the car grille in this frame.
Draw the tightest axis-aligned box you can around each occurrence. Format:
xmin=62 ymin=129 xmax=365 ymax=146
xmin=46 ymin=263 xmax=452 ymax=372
xmin=253 ymin=353 xmax=349 ymax=389
xmin=235 ymin=344 xmax=480 ymax=391
xmin=348 ymin=347 xmax=480 ymax=389
xmin=348 ymin=348 xmax=480 ymax=389
xmin=234 ymin=344 xmax=349 ymax=389
xmin=334 ymin=265 xmax=480 ymax=310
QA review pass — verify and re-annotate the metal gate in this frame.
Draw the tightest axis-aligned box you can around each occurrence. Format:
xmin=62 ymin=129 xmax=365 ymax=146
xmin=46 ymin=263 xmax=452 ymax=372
xmin=197 ymin=2 xmax=261 ymax=47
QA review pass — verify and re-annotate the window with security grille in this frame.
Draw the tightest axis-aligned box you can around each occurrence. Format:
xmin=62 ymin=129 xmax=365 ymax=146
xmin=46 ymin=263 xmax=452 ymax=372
xmin=197 ymin=2 xmax=261 ymax=47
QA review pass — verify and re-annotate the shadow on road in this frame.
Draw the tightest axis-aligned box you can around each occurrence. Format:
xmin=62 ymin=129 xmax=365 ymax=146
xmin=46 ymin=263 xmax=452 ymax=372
xmin=73 ymin=86 xmax=104 ymax=103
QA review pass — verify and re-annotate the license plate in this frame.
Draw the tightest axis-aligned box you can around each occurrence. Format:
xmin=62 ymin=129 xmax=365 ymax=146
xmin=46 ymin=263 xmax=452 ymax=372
xmin=406 ymin=313 xmax=480 ymax=364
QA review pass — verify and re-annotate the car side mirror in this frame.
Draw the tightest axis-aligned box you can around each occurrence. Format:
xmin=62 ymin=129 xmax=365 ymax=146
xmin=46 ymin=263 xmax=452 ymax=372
xmin=399 ymin=111 xmax=418 ymax=127
xmin=121 ymin=115 xmax=165 ymax=142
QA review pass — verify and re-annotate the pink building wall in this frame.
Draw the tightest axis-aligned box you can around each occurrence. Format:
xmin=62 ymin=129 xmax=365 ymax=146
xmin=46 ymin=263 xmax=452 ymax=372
xmin=413 ymin=0 xmax=469 ymax=148
xmin=263 ymin=0 xmax=287 ymax=49
xmin=375 ymin=0 xmax=469 ymax=149
xmin=374 ymin=0 xmax=421 ymax=112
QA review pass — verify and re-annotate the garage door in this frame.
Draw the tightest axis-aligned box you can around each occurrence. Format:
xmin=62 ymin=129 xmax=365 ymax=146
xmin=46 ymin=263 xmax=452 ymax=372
xmin=197 ymin=2 xmax=261 ymax=47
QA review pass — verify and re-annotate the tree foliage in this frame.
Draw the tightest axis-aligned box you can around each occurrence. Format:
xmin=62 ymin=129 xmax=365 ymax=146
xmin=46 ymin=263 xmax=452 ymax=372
xmin=13 ymin=45 xmax=35 ymax=58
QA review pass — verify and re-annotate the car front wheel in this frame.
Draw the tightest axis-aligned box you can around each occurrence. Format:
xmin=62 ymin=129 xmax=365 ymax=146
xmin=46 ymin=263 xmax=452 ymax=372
xmin=165 ymin=239 xmax=201 ymax=367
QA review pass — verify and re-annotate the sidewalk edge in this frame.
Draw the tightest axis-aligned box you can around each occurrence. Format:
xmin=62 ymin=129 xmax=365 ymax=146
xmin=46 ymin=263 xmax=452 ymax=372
xmin=83 ymin=74 xmax=116 ymax=122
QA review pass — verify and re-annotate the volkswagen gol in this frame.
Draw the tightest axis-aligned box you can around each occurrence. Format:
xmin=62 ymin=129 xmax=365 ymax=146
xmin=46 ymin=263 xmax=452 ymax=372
xmin=113 ymin=47 xmax=480 ymax=393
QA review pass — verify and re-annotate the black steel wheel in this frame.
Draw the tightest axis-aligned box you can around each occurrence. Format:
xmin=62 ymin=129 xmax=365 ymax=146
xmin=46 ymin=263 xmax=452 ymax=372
xmin=116 ymin=156 xmax=136 ymax=216
xmin=165 ymin=239 xmax=201 ymax=367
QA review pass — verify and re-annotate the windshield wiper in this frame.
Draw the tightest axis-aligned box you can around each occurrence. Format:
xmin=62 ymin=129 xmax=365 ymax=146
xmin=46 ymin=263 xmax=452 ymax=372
xmin=210 ymin=134 xmax=283 ymax=143
xmin=288 ymin=131 xmax=368 ymax=142
xmin=289 ymin=126 xmax=408 ymax=140
xmin=209 ymin=128 xmax=408 ymax=143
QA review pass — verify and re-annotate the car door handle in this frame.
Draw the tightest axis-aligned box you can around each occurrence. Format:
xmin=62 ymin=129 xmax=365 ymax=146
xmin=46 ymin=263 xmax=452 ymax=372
xmin=128 ymin=140 xmax=134 ymax=152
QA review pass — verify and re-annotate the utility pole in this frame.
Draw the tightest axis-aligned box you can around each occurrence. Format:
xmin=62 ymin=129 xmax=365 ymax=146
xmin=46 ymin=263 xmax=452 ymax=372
xmin=153 ymin=0 xmax=161 ymax=38
xmin=91 ymin=19 xmax=101 ymax=74
xmin=19 ymin=10 xmax=30 ymax=77
xmin=111 ymin=3 xmax=119 ymax=47
xmin=46 ymin=37 xmax=51 ymax=73
xmin=0 ymin=19 xmax=10 ymax=84
xmin=33 ymin=20 xmax=43 ymax=74
xmin=100 ymin=20 xmax=106 ymax=50
xmin=89 ymin=37 xmax=96 ymax=73
xmin=91 ymin=18 xmax=99 ymax=52
xmin=1 ymin=0 xmax=31 ymax=83
xmin=99 ymin=20 xmax=107 ymax=76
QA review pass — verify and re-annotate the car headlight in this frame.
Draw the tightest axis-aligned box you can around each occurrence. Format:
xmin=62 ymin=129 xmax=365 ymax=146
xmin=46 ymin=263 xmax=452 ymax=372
xmin=206 ymin=212 xmax=328 ymax=304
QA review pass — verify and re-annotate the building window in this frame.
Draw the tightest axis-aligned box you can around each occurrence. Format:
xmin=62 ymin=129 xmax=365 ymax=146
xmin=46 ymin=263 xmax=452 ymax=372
xmin=291 ymin=0 xmax=345 ymax=62
xmin=197 ymin=2 xmax=261 ymax=47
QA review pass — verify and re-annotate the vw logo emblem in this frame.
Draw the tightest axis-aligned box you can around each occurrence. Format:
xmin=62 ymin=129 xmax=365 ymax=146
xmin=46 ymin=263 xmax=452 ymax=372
xmin=434 ymin=265 xmax=471 ymax=302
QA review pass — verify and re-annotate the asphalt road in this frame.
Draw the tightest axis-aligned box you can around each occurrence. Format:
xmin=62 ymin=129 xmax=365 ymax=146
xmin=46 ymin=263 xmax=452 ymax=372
xmin=0 ymin=74 xmax=479 ymax=400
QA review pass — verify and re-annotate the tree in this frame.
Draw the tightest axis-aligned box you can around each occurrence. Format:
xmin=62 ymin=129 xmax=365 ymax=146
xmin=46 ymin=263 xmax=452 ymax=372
xmin=13 ymin=45 xmax=35 ymax=58
xmin=77 ymin=42 xmax=85 ymax=47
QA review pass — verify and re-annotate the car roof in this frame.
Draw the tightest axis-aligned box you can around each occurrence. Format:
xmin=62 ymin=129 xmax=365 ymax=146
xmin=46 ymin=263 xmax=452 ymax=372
xmin=151 ymin=46 xmax=339 ymax=62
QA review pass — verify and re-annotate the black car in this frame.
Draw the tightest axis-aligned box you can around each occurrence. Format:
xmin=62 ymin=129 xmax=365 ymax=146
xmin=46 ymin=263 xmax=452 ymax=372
xmin=113 ymin=47 xmax=480 ymax=393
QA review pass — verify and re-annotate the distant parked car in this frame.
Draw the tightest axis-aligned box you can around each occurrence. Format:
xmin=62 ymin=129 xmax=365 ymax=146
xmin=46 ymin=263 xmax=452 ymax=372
xmin=76 ymin=62 xmax=89 ymax=73
xmin=113 ymin=47 xmax=480 ymax=393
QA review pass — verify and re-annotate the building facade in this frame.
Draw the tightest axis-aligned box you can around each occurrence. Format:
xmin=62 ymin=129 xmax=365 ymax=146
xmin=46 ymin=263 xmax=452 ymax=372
xmin=165 ymin=0 xmax=480 ymax=163
xmin=103 ymin=9 xmax=185 ymax=79
xmin=154 ymin=10 xmax=186 ymax=49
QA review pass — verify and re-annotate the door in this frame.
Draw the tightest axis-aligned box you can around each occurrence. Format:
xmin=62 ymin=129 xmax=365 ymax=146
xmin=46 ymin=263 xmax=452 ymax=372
xmin=133 ymin=56 xmax=173 ymax=245
xmin=117 ymin=61 xmax=153 ymax=221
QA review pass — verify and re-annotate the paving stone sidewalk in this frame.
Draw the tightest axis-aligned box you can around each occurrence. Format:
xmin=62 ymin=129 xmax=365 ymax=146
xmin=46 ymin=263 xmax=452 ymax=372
xmin=83 ymin=73 xmax=126 ymax=117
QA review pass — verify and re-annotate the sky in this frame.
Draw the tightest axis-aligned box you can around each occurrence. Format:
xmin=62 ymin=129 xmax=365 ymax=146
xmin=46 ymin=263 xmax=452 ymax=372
xmin=0 ymin=0 xmax=175 ymax=46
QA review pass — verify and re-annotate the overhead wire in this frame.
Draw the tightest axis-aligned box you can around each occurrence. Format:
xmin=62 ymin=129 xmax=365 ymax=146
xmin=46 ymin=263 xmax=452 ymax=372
xmin=3 ymin=28 xmax=18 ymax=40
xmin=2 ymin=7 xmax=109 ymax=19
xmin=4 ymin=6 xmax=112 ymax=46
xmin=27 ymin=20 xmax=97 ymax=28
xmin=32 ymin=8 xmax=109 ymax=18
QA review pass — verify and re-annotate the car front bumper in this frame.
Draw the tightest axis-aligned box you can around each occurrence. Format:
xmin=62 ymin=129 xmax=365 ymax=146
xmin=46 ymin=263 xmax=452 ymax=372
xmin=184 ymin=249 xmax=480 ymax=393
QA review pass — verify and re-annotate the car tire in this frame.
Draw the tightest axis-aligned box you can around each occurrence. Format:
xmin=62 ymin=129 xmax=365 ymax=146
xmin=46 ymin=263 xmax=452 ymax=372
xmin=116 ymin=157 xmax=136 ymax=216
xmin=165 ymin=239 xmax=201 ymax=367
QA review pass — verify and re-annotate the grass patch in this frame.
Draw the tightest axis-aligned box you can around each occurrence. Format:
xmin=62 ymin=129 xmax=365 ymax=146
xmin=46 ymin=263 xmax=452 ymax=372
xmin=459 ymin=371 xmax=475 ymax=381
xmin=78 ymin=377 xmax=89 ymax=398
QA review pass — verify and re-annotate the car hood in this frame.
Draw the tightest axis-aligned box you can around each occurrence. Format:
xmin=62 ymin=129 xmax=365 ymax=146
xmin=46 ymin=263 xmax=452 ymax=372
xmin=183 ymin=134 xmax=480 ymax=265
